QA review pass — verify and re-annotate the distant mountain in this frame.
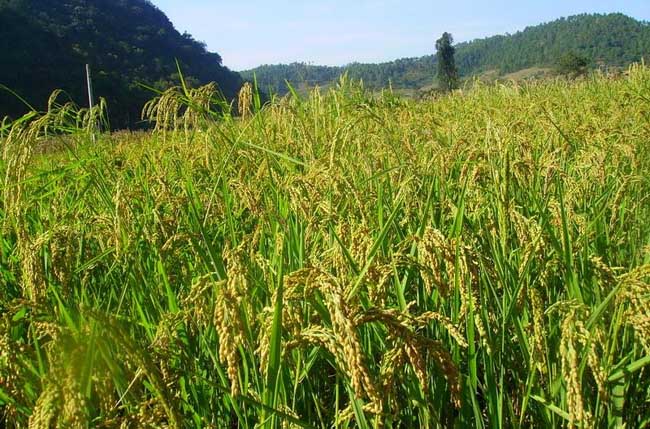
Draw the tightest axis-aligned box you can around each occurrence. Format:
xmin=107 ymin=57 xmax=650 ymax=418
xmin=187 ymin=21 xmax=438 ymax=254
xmin=0 ymin=0 xmax=243 ymax=128
xmin=242 ymin=13 xmax=650 ymax=94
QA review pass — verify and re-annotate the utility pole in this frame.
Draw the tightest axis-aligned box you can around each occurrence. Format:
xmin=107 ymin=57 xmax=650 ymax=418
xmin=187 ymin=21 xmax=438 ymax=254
xmin=86 ymin=64 xmax=95 ymax=110
xmin=86 ymin=64 xmax=97 ymax=141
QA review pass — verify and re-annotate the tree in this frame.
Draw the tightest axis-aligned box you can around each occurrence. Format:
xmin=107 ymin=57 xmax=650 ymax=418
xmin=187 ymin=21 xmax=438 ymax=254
xmin=556 ymin=51 xmax=590 ymax=78
xmin=436 ymin=32 xmax=459 ymax=92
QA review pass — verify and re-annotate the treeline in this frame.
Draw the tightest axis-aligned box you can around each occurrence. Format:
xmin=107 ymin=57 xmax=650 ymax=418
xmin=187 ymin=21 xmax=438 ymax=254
xmin=242 ymin=13 xmax=650 ymax=94
xmin=246 ymin=59 xmax=436 ymax=95
xmin=0 ymin=0 xmax=243 ymax=128
xmin=455 ymin=13 xmax=650 ymax=73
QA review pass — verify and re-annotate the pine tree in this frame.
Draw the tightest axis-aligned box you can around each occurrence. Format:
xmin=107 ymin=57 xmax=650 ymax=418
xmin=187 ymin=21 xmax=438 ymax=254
xmin=436 ymin=32 xmax=459 ymax=92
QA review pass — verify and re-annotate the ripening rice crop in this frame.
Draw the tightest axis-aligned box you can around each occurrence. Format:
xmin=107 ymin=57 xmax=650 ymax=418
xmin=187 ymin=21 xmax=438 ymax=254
xmin=1 ymin=65 xmax=649 ymax=428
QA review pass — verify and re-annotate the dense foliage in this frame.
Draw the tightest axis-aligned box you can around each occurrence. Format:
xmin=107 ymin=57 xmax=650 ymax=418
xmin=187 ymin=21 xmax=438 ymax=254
xmin=242 ymin=13 xmax=650 ymax=94
xmin=436 ymin=32 xmax=458 ymax=92
xmin=0 ymin=0 xmax=243 ymax=128
xmin=1 ymin=65 xmax=649 ymax=428
xmin=555 ymin=52 xmax=590 ymax=77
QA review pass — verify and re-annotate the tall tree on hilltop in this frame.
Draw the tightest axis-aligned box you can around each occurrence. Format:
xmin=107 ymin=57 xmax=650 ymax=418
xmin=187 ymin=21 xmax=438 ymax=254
xmin=436 ymin=32 xmax=459 ymax=92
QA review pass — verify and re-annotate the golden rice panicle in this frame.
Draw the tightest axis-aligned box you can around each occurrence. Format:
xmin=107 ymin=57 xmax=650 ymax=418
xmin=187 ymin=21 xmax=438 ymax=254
xmin=366 ymin=263 xmax=394 ymax=307
xmin=285 ymin=326 xmax=342 ymax=361
xmin=330 ymin=223 xmax=353 ymax=277
xmin=213 ymin=282 xmax=243 ymax=396
xmin=2 ymin=113 xmax=43 ymax=224
xmin=529 ymin=287 xmax=547 ymax=374
xmin=510 ymin=208 xmax=543 ymax=277
xmin=404 ymin=342 xmax=429 ymax=395
xmin=19 ymin=231 xmax=48 ymax=303
xmin=350 ymin=221 xmax=373 ymax=267
xmin=417 ymin=226 xmax=489 ymax=352
xmin=454 ymin=241 xmax=491 ymax=355
xmin=256 ymin=306 xmax=273 ymax=377
xmin=577 ymin=322 xmax=608 ymax=401
xmin=353 ymin=306 xmax=463 ymax=409
xmin=257 ymin=269 xmax=311 ymax=376
xmin=335 ymin=402 xmax=386 ymax=429
xmin=1 ymin=316 xmax=32 ymax=424
xmin=50 ymin=226 xmax=77 ymax=297
xmin=92 ymin=366 xmax=116 ymax=418
xmin=417 ymin=227 xmax=450 ymax=296
xmin=282 ymin=268 xmax=317 ymax=332
xmin=319 ymin=272 xmax=382 ymax=414
xmin=4 ymin=91 xmax=101 ymax=236
xmin=141 ymin=85 xmax=182 ymax=134
xmin=417 ymin=311 xmax=469 ymax=349
xmin=131 ymin=398 xmax=171 ymax=428
xmin=238 ymin=82 xmax=253 ymax=120
xmin=84 ymin=310 xmax=182 ymax=428
xmin=379 ymin=341 xmax=406 ymax=401
xmin=258 ymin=267 xmax=314 ymax=371
xmin=28 ymin=383 xmax=61 ymax=429
xmin=556 ymin=303 xmax=608 ymax=428
xmin=112 ymin=179 xmax=126 ymax=258
xmin=617 ymin=264 xmax=650 ymax=351
xmin=559 ymin=309 xmax=590 ymax=429
xmin=182 ymin=272 xmax=216 ymax=329
xmin=29 ymin=345 xmax=88 ymax=429
xmin=230 ymin=179 xmax=263 ymax=217
xmin=214 ymin=244 xmax=252 ymax=396
xmin=60 ymin=365 xmax=89 ymax=428
xmin=428 ymin=340 xmax=462 ymax=408
xmin=589 ymin=255 xmax=618 ymax=286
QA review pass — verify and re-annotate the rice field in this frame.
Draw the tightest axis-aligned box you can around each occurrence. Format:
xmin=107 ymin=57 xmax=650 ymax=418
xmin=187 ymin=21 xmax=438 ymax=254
xmin=1 ymin=66 xmax=649 ymax=428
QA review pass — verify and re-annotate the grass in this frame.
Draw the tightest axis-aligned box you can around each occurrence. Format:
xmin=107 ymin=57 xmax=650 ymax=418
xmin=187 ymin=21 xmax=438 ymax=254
xmin=0 ymin=66 xmax=649 ymax=428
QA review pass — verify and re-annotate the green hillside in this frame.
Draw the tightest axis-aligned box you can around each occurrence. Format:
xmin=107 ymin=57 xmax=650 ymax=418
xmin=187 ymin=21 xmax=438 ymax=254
xmin=0 ymin=0 xmax=243 ymax=128
xmin=242 ymin=13 xmax=650 ymax=94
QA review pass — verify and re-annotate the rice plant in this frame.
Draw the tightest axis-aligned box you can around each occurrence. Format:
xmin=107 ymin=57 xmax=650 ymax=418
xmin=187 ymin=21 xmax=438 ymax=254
xmin=1 ymin=66 xmax=649 ymax=428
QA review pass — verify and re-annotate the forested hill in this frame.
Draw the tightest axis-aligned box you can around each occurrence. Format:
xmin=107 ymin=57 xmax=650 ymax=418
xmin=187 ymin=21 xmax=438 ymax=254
xmin=0 ymin=0 xmax=243 ymax=128
xmin=242 ymin=13 xmax=650 ymax=94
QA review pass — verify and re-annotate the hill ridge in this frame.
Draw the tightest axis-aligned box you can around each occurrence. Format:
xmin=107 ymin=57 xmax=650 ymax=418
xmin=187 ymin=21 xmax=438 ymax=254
xmin=242 ymin=13 xmax=650 ymax=94
xmin=0 ymin=0 xmax=243 ymax=128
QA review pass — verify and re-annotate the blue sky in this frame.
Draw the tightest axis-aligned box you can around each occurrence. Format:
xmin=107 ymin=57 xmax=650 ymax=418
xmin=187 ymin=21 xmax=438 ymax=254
xmin=152 ymin=1 xmax=650 ymax=71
